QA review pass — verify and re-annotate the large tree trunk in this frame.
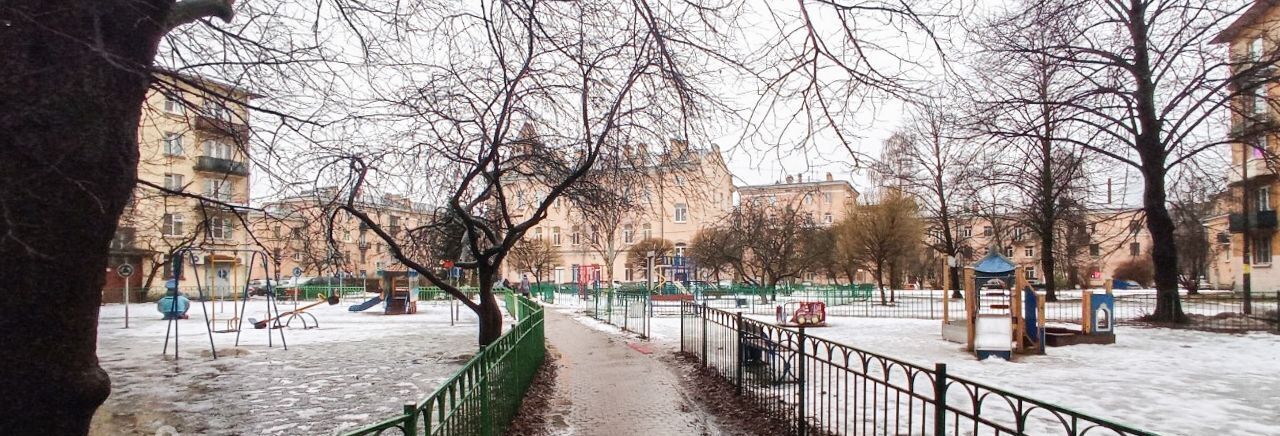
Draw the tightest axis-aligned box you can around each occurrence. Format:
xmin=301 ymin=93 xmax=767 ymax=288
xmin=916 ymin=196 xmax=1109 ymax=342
xmin=476 ymin=268 xmax=505 ymax=346
xmin=1040 ymin=231 xmax=1058 ymax=302
xmin=1143 ymin=167 xmax=1187 ymax=322
xmin=1 ymin=1 xmax=170 ymax=433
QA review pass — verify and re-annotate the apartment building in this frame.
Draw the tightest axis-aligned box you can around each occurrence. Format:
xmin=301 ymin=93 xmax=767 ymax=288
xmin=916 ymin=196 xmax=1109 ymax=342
xmin=106 ymin=73 xmax=258 ymax=301
xmin=1210 ymin=0 xmax=1280 ymax=293
xmin=737 ymin=173 xmax=860 ymax=226
xmin=502 ymin=140 xmax=737 ymax=284
xmin=251 ymin=188 xmax=436 ymax=283
xmin=936 ymin=209 xmax=1156 ymax=287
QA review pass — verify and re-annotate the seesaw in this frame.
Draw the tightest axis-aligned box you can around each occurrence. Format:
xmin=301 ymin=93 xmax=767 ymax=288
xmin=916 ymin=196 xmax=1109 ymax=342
xmin=248 ymin=293 xmax=340 ymax=329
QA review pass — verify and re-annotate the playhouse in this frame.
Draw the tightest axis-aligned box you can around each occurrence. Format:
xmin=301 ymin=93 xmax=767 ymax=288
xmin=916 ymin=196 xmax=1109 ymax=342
xmin=941 ymin=250 xmax=1045 ymax=360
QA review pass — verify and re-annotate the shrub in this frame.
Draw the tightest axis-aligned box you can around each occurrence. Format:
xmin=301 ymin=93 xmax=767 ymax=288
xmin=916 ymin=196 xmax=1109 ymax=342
xmin=1112 ymin=256 xmax=1155 ymax=287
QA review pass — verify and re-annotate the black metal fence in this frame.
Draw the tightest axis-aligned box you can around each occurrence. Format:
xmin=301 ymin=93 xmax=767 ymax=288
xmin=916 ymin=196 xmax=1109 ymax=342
xmin=680 ymin=302 xmax=1156 ymax=436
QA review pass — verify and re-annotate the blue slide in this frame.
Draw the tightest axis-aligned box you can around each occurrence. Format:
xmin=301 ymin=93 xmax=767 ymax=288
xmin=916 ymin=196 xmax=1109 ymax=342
xmin=349 ymin=296 xmax=384 ymax=312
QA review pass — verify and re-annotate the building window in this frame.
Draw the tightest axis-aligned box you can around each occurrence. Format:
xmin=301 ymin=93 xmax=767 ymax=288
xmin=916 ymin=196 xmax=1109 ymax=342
xmin=1129 ymin=221 xmax=1142 ymax=235
xmin=983 ymin=226 xmax=993 ymax=237
xmin=624 ymin=268 xmax=633 ymax=281
xmin=1089 ymin=244 xmax=1101 ymax=257
xmin=675 ymin=243 xmax=687 ymax=257
xmin=1024 ymin=246 xmax=1034 ymax=257
xmin=272 ymin=226 xmax=281 ymax=238
xmin=533 ymin=228 xmax=543 ymax=240
xmin=163 ymin=94 xmax=185 ymax=114
xmin=203 ymin=100 xmax=232 ymax=121
xmin=768 ymin=195 xmax=777 ymax=206
xmin=1255 ymin=86 xmax=1268 ymax=116
xmin=292 ymin=251 xmax=302 ymax=261
xmin=204 ymin=179 xmax=232 ymax=201
xmin=571 ymin=226 xmax=581 ymax=246
xmin=1013 ymin=227 xmax=1024 ymax=240
xmin=824 ymin=192 xmax=833 ymax=204
xmin=1004 ymin=246 xmax=1013 ymax=258
xmin=1129 ymin=242 xmax=1141 ymax=256
xmin=674 ymin=175 xmax=685 ymax=186
xmin=1026 ymin=267 xmax=1037 ymax=280
xmin=551 ymin=227 xmax=561 ymax=246
xmin=204 ymin=140 xmax=233 ymax=160
xmin=162 ymin=213 xmax=184 ymax=236
xmin=1254 ymin=235 xmax=1273 ymax=264
xmin=163 ymin=132 xmax=185 ymax=156
xmin=1251 ymin=37 xmax=1264 ymax=61
xmin=163 ymin=173 xmax=184 ymax=191
xmin=642 ymin=223 xmax=652 ymax=240
xmin=1258 ymin=186 xmax=1272 ymax=212
xmin=674 ymin=203 xmax=688 ymax=223
xmin=343 ymin=230 xmax=352 ymax=243
xmin=804 ymin=194 xmax=813 ymax=205
xmin=962 ymin=226 xmax=973 ymax=237
xmin=623 ymin=224 xmax=635 ymax=244
xmin=823 ymin=213 xmax=833 ymax=224
xmin=208 ymin=216 xmax=234 ymax=240
xmin=110 ymin=228 xmax=136 ymax=250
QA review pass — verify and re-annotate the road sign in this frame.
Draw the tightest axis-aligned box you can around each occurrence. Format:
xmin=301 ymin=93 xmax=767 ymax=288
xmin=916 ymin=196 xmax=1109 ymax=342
xmin=116 ymin=264 xmax=134 ymax=278
xmin=292 ymin=267 xmax=303 ymax=278
xmin=450 ymin=267 xmax=462 ymax=278
xmin=360 ymin=271 xmax=367 ymax=278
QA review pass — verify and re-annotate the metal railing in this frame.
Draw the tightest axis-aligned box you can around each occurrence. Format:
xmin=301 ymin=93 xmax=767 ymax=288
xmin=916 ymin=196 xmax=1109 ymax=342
xmin=680 ymin=302 xmax=1156 ymax=436
xmin=341 ymin=295 xmax=546 ymax=436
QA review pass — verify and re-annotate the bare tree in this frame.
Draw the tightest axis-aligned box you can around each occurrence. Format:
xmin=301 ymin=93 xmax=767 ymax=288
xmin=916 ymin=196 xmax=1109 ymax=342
xmin=721 ymin=201 xmax=823 ymax=301
xmin=879 ymin=100 xmax=980 ymax=297
xmin=626 ymin=237 xmax=675 ymax=283
xmin=987 ymin=0 xmax=1280 ymax=321
xmin=1171 ymin=171 xmax=1228 ymax=294
xmin=508 ymin=238 xmax=562 ymax=288
xmin=836 ymin=190 xmax=925 ymax=304
xmin=688 ymin=227 xmax=740 ymax=283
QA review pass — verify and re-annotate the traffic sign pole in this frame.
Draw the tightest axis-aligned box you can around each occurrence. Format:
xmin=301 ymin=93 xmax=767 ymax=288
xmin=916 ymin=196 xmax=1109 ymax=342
xmin=117 ymin=264 xmax=135 ymax=328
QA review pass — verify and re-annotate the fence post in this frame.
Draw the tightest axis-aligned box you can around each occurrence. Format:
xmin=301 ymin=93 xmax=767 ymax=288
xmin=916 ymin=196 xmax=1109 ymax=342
xmin=479 ymin=345 xmax=491 ymax=436
xmin=403 ymin=403 xmax=418 ymax=436
xmin=702 ymin=305 xmax=709 ymax=367
xmin=735 ymin=311 xmax=744 ymax=394
xmin=933 ymin=363 xmax=948 ymax=436
xmin=680 ymin=301 xmax=686 ymax=353
xmin=797 ymin=326 xmax=807 ymax=436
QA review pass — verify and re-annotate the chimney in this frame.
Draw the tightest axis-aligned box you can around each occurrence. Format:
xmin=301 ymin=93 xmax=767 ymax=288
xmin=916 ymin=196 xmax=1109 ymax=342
xmin=826 ymin=172 xmax=833 ymax=182
xmin=786 ymin=175 xmax=794 ymax=184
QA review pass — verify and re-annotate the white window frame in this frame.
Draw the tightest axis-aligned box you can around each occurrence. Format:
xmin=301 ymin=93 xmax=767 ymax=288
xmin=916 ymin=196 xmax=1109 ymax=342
xmin=570 ymin=227 xmax=581 ymax=246
xmin=823 ymin=192 xmax=833 ymax=204
xmin=163 ymin=173 xmax=184 ymax=191
xmin=823 ymin=213 xmax=833 ymax=224
xmin=209 ymin=216 xmax=234 ymax=240
xmin=1130 ymin=242 xmax=1141 ymax=256
xmin=1259 ymin=186 xmax=1272 ymax=212
xmin=674 ymin=203 xmax=688 ymax=223
xmin=1024 ymin=246 xmax=1034 ymax=257
xmin=1255 ymin=86 xmax=1269 ymax=116
xmin=642 ymin=223 xmax=652 ymax=240
xmin=962 ymin=226 xmax=973 ymax=237
xmin=1251 ymin=37 xmax=1264 ymax=62
xmin=162 ymin=213 xmax=184 ymax=236
xmin=804 ymin=194 xmax=813 ymax=205
xmin=1025 ymin=267 xmax=1037 ymax=280
xmin=203 ymin=100 xmax=232 ymax=121
xmin=623 ymin=224 xmax=635 ymax=244
xmin=163 ymin=132 xmax=184 ymax=156
xmin=1254 ymin=235 xmax=1273 ymax=265
xmin=163 ymin=94 xmax=185 ymax=114
xmin=204 ymin=179 xmax=232 ymax=201
xmin=203 ymin=140 xmax=233 ymax=160
xmin=551 ymin=227 xmax=562 ymax=246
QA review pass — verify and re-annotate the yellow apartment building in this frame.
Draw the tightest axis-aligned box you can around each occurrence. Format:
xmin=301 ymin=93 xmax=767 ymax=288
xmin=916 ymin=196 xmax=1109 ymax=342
xmin=106 ymin=73 xmax=258 ymax=301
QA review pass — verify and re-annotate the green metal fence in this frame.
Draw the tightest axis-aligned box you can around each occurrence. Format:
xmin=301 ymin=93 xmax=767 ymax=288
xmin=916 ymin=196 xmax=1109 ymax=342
xmin=340 ymin=295 xmax=546 ymax=436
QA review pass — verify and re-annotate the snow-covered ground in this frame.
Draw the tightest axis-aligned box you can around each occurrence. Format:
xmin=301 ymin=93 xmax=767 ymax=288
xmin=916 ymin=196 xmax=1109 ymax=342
xmin=91 ymin=296 xmax=493 ymax=435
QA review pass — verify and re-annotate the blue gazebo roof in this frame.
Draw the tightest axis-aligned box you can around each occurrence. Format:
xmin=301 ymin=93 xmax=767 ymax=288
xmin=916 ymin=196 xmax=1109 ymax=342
xmin=972 ymin=250 xmax=1016 ymax=275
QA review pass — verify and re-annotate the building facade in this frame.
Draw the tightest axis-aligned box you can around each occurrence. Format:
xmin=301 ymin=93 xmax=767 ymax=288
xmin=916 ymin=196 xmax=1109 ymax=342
xmin=737 ymin=173 xmax=860 ymax=227
xmin=502 ymin=141 xmax=737 ymax=285
xmin=106 ymin=74 xmax=257 ymax=301
xmin=250 ymin=189 xmax=435 ymax=284
xmin=1209 ymin=0 xmax=1280 ymax=294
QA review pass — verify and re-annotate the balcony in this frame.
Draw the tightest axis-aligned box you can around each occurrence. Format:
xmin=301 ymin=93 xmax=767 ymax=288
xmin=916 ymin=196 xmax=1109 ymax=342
xmin=1228 ymin=157 xmax=1278 ymax=186
xmin=194 ymin=113 xmax=251 ymax=141
xmin=194 ymin=156 xmax=249 ymax=177
xmin=1228 ymin=210 xmax=1278 ymax=233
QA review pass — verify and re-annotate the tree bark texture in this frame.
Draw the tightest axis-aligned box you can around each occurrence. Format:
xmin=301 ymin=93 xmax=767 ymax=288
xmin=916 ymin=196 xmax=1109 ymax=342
xmin=1 ymin=1 xmax=171 ymax=433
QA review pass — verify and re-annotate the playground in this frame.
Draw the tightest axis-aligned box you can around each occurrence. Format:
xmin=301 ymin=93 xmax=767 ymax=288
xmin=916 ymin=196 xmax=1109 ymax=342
xmin=90 ymin=295 xmax=492 ymax=435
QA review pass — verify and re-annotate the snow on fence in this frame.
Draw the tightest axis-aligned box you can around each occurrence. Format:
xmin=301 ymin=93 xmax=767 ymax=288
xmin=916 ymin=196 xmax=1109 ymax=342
xmin=680 ymin=302 xmax=1157 ymax=436
xmin=340 ymin=295 xmax=546 ymax=436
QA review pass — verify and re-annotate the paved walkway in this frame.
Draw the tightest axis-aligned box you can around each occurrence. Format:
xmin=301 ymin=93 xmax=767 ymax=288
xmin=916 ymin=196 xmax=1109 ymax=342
xmin=540 ymin=309 xmax=727 ymax=436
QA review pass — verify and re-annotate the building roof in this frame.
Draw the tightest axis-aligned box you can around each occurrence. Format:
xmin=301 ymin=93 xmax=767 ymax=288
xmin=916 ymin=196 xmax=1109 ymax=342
xmin=737 ymin=179 xmax=858 ymax=195
xmin=1211 ymin=0 xmax=1280 ymax=44
xmin=972 ymin=249 xmax=1016 ymax=275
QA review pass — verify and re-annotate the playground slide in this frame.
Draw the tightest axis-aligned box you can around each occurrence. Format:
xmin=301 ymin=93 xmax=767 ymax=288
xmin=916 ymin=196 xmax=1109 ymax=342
xmin=349 ymin=296 xmax=384 ymax=312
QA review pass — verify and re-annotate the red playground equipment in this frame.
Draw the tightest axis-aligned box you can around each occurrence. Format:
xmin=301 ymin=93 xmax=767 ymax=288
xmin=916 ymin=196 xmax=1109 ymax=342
xmin=775 ymin=301 xmax=828 ymax=327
